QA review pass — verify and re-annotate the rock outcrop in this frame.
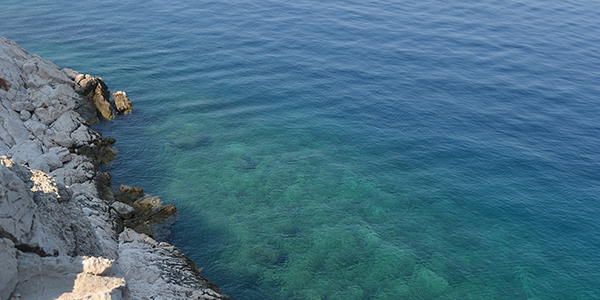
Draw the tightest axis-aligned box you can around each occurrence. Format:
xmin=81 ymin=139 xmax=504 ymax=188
xmin=0 ymin=35 xmax=230 ymax=299
xmin=75 ymin=74 xmax=114 ymax=122
xmin=113 ymin=91 xmax=132 ymax=114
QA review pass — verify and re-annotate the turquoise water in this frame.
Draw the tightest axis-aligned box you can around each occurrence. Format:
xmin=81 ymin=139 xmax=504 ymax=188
xmin=2 ymin=0 xmax=600 ymax=299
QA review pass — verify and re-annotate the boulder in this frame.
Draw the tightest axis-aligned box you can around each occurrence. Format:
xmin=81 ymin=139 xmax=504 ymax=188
xmin=11 ymin=101 xmax=36 ymax=113
xmin=10 ymin=140 xmax=43 ymax=166
xmin=22 ymin=55 xmax=72 ymax=86
xmin=74 ymin=75 xmax=115 ymax=121
xmin=19 ymin=110 xmax=31 ymax=121
xmin=111 ymin=201 xmax=135 ymax=220
xmin=49 ymin=146 xmax=71 ymax=163
xmin=3 ymin=111 xmax=31 ymax=144
xmin=52 ymin=110 xmax=84 ymax=134
xmin=112 ymin=91 xmax=132 ymax=114
xmin=75 ymin=74 xmax=98 ymax=96
xmin=91 ymin=78 xmax=114 ymax=120
xmin=82 ymin=256 xmax=115 ymax=276
xmin=30 ymin=152 xmax=63 ymax=173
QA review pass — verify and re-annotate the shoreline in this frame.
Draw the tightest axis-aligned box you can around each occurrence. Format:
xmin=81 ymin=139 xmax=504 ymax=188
xmin=0 ymin=35 xmax=230 ymax=299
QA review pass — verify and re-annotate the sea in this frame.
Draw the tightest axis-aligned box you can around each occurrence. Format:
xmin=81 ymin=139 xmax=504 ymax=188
xmin=2 ymin=0 xmax=600 ymax=299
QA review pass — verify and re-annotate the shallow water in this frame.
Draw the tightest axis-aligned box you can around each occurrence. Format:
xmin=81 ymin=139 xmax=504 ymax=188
xmin=2 ymin=0 xmax=600 ymax=299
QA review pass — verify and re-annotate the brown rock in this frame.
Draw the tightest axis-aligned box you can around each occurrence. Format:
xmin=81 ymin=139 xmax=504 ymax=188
xmin=113 ymin=91 xmax=132 ymax=114
xmin=75 ymin=74 xmax=98 ymax=96
xmin=115 ymin=185 xmax=144 ymax=205
xmin=123 ymin=196 xmax=178 ymax=238
xmin=95 ymin=172 xmax=114 ymax=202
xmin=92 ymin=78 xmax=114 ymax=120
xmin=76 ymin=138 xmax=117 ymax=165
xmin=0 ymin=77 xmax=8 ymax=91
xmin=75 ymin=75 xmax=115 ymax=121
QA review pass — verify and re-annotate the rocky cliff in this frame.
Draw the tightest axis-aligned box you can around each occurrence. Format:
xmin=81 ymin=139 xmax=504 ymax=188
xmin=0 ymin=36 xmax=230 ymax=300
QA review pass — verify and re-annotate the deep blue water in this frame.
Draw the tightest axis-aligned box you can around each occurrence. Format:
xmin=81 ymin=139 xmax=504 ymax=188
xmin=2 ymin=0 xmax=600 ymax=299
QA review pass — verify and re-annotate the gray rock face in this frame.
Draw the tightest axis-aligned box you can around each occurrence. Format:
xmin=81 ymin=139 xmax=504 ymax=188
xmin=119 ymin=229 xmax=228 ymax=300
xmin=0 ymin=35 xmax=230 ymax=300
xmin=111 ymin=201 xmax=135 ymax=220
xmin=11 ymin=254 xmax=126 ymax=300
xmin=0 ymin=238 xmax=18 ymax=300
xmin=0 ymin=156 xmax=103 ymax=258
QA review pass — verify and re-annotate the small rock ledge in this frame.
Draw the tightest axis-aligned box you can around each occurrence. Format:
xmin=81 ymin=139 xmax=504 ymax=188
xmin=0 ymin=36 xmax=230 ymax=300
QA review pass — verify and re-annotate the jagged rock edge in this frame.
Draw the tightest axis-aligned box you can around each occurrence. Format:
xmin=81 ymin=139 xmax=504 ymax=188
xmin=0 ymin=35 xmax=231 ymax=300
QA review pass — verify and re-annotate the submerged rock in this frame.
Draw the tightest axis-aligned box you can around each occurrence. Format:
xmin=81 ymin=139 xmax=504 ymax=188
xmin=411 ymin=267 xmax=449 ymax=296
xmin=120 ymin=194 xmax=178 ymax=238
xmin=114 ymin=185 xmax=144 ymax=205
xmin=75 ymin=137 xmax=117 ymax=165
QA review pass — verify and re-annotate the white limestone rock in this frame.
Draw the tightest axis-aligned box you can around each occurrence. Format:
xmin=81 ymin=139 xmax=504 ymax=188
xmin=50 ymin=156 xmax=97 ymax=185
xmin=0 ymin=156 xmax=102 ymax=257
xmin=60 ymin=273 xmax=126 ymax=300
xmin=12 ymin=254 xmax=125 ymax=300
xmin=0 ymin=158 xmax=37 ymax=245
xmin=2 ymin=111 xmax=30 ymax=144
xmin=118 ymin=229 xmax=229 ymax=300
xmin=34 ymin=106 xmax=61 ymax=125
xmin=0 ymin=137 xmax=9 ymax=153
xmin=52 ymin=110 xmax=85 ymax=134
xmin=29 ymin=151 xmax=63 ymax=173
xmin=49 ymin=146 xmax=72 ymax=163
xmin=9 ymin=139 xmax=43 ymax=166
xmin=23 ymin=55 xmax=72 ymax=86
xmin=19 ymin=110 xmax=31 ymax=121
xmin=82 ymin=256 xmax=115 ymax=276
xmin=71 ymin=125 xmax=95 ymax=147
xmin=52 ymin=131 xmax=75 ymax=148
xmin=1 ymin=35 xmax=229 ymax=300
xmin=10 ymin=101 xmax=36 ymax=112
xmin=25 ymin=73 xmax=50 ymax=88
xmin=23 ymin=118 xmax=47 ymax=140
xmin=62 ymin=68 xmax=79 ymax=81
xmin=13 ymin=253 xmax=83 ymax=299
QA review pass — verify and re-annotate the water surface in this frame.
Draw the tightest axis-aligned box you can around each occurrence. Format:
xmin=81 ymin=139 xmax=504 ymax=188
xmin=2 ymin=0 xmax=600 ymax=299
